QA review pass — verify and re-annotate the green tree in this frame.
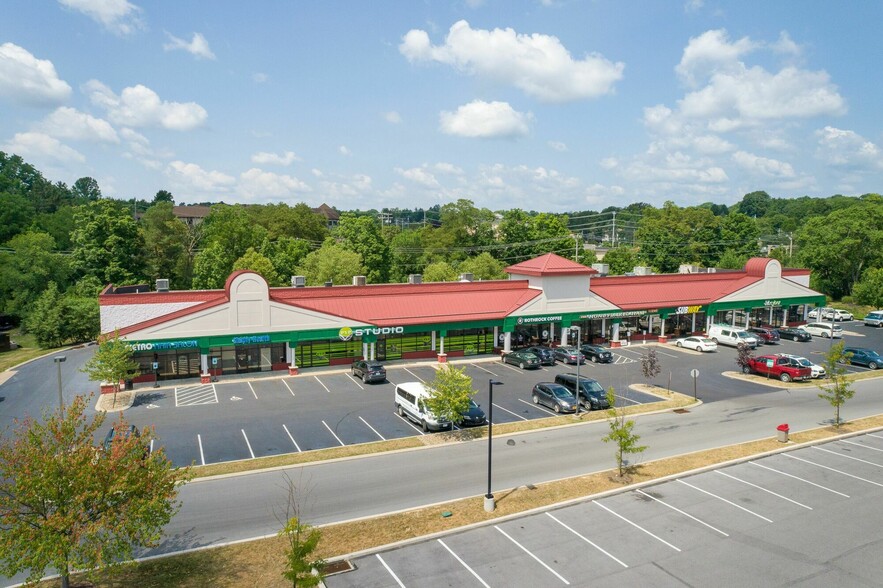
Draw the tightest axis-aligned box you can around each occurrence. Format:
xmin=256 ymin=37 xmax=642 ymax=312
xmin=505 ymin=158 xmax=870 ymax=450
xmin=424 ymin=365 xmax=474 ymax=430
xmin=635 ymin=202 xmax=721 ymax=272
xmin=387 ymin=228 xmax=425 ymax=282
xmin=192 ymin=242 xmax=234 ymax=289
xmin=295 ymin=239 xmax=366 ymax=286
xmin=152 ymin=189 xmax=174 ymax=204
xmin=736 ymin=191 xmax=772 ymax=218
xmin=0 ymin=395 xmax=188 ymax=588
xmin=336 ymin=214 xmax=390 ymax=283
xmin=81 ymin=331 xmax=141 ymax=402
xmin=233 ymin=247 xmax=280 ymax=284
xmin=422 ymin=199 xmax=494 ymax=264
xmin=261 ymin=236 xmax=312 ymax=285
xmin=718 ymin=212 xmax=759 ymax=258
xmin=458 ymin=252 xmax=507 ymax=280
xmin=0 ymin=231 xmax=70 ymax=321
xmin=817 ymin=342 xmax=855 ymax=428
xmin=602 ymin=387 xmax=647 ymax=478
xmin=602 ymin=246 xmax=638 ymax=275
xmin=201 ymin=204 xmax=269 ymax=269
xmin=70 ymin=199 xmax=145 ymax=284
xmin=852 ymin=267 xmax=883 ymax=308
xmin=23 ymin=281 xmax=65 ymax=347
xmin=71 ymin=176 xmax=102 ymax=202
xmin=140 ymin=202 xmax=188 ymax=288
xmin=0 ymin=192 xmax=35 ymax=243
xmin=423 ymin=261 xmax=458 ymax=282
xmin=716 ymin=249 xmax=749 ymax=270
xmin=247 ymin=202 xmax=329 ymax=242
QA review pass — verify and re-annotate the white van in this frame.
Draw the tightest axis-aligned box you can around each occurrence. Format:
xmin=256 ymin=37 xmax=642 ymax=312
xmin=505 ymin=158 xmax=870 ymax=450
xmin=394 ymin=382 xmax=450 ymax=432
xmin=707 ymin=325 xmax=759 ymax=348
xmin=803 ymin=322 xmax=843 ymax=339
xmin=864 ymin=311 xmax=883 ymax=327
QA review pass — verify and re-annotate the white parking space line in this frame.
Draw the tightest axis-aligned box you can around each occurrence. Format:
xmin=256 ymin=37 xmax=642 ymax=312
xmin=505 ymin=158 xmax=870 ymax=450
xmin=840 ymin=439 xmax=883 ymax=452
xmin=654 ymin=349 xmax=679 ymax=358
xmin=495 ymin=526 xmax=570 ymax=585
xmin=750 ymin=461 xmax=849 ymax=497
xmin=492 ymin=403 xmax=529 ymax=421
xmin=612 ymin=354 xmax=637 ymax=364
xmin=500 ymin=362 xmax=528 ymax=374
xmin=784 ymin=454 xmax=883 ymax=488
xmin=281 ymin=378 xmax=295 ymax=396
xmin=322 ymin=420 xmax=346 ymax=446
xmin=715 ymin=471 xmax=812 ymax=510
xmin=546 ymin=512 xmax=629 ymax=568
xmin=867 ymin=433 xmax=883 ymax=440
xmin=348 ymin=374 xmax=365 ymax=390
xmin=403 ymin=368 xmax=424 ymax=382
xmin=437 ymin=539 xmax=491 ymax=588
xmin=677 ymin=479 xmax=773 ymax=523
xmin=471 ymin=363 xmax=501 ymax=376
xmin=312 ymin=376 xmax=332 ymax=393
xmin=375 ymin=554 xmax=406 ymax=588
xmin=634 ymin=489 xmax=729 ymax=537
xmin=248 ymin=382 xmax=257 ymax=399
xmin=282 ymin=424 xmax=301 ymax=452
xmin=359 ymin=416 xmax=386 ymax=441
xmin=394 ymin=412 xmax=425 ymax=435
xmin=593 ymin=500 xmax=681 ymax=552
xmin=518 ymin=398 xmax=557 ymax=414
xmin=197 ymin=434 xmax=205 ymax=466
xmin=241 ymin=429 xmax=255 ymax=459
xmin=175 ymin=383 xmax=218 ymax=407
xmin=813 ymin=445 xmax=883 ymax=468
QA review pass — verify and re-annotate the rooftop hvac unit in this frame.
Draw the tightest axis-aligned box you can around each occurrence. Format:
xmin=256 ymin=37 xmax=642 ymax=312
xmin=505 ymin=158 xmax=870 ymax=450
xmin=459 ymin=273 xmax=474 ymax=282
xmin=291 ymin=275 xmax=306 ymax=288
xmin=633 ymin=266 xmax=652 ymax=276
xmin=353 ymin=275 xmax=367 ymax=286
xmin=591 ymin=263 xmax=609 ymax=276
xmin=324 ymin=280 xmax=333 ymax=287
xmin=408 ymin=274 xmax=422 ymax=284
xmin=155 ymin=278 xmax=170 ymax=292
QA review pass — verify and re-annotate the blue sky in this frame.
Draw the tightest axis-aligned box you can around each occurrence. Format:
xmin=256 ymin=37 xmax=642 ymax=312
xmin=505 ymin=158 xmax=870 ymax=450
xmin=1 ymin=1 xmax=881 ymax=212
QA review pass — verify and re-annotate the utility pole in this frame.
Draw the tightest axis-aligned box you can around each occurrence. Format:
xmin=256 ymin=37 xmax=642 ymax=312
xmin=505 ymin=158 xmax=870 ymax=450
xmin=611 ymin=211 xmax=617 ymax=248
xmin=788 ymin=232 xmax=793 ymax=259
xmin=573 ymin=233 xmax=581 ymax=263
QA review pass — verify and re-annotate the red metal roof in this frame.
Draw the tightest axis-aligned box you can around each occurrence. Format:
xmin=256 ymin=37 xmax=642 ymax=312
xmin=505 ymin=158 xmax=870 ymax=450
xmin=590 ymin=272 xmax=758 ymax=310
xmin=505 ymin=253 xmax=597 ymax=277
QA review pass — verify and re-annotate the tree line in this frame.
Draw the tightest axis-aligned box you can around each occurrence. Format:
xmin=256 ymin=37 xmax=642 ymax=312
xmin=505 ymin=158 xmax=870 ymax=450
xmin=2 ymin=151 xmax=882 ymax=349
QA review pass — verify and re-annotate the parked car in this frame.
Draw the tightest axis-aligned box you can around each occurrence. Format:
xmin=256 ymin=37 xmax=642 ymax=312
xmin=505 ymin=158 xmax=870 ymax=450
xmin=553 ymin=346 xmax=585 ymax=365
xmin=777 ymin=326 xmax=812 ymax=341
xmin=554 ymin=373 xmax=610 ymax=410
xmin=807 ymin=307 xmax=830 ymax=320
xmin=675 ymin=336 xmax=718 ymax=352
xmin=778 ymin=354 xmax=826 ymax=379
xmin=841 ymin=347 xmax=882 ymax=370
xmin=742 ymin=355 xmax=812 ymax=382
xmin=803 ymin=322 xmax=843 ymax=339
xmin=459 ymin=399 xmax=487 ymax=426
xmin=863 ymin=311 xmax=883 ymax=327
xmin=102 ymin=424 xmax=149 ymax=458
xmin=579 ymin=344 xmax=613 ymax=363
xmin=501 ymin=350 xmax=540 ymax=369
xmin=351 ymin=360 xmax=387 ymax=383
xmin=707 ymin=326 xmax=759 ymax=348
xmin=531 ymin=382 xmax=577 ymax=413
xmin=748 ymin=327 xmax=780 ymax=345
xmin=829 ymin=309 xmax=854 ymax=321
xmin=394 ymin=382 xmax=450 ymax=432
xmin=523 ymin=345 xmax=557 ymax=365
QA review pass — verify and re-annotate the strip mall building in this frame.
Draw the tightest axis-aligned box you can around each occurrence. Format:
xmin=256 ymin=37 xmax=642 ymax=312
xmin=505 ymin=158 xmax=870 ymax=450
xmin=99 ymin=253 xmax=825 ymax=384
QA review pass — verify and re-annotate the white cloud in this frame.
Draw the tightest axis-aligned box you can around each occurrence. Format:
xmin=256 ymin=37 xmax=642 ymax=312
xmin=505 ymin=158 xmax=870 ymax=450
xmin=163 ymin=32 xmax=216 ymax=60
xmin=0 ymin=43 xmax=72 ymax=106
xmin=252 ymin=72 xmax=269 ymax=83
xmin=311 ymin=168 xmax=323 ymax=177
xmin=599 ymin=157 xmax=618 ymax=170
xmin=771 ymin=31 xmax=801 ymax=56
xmin=676 ymin=29 xmax=757 ymax=87
xmin=684 ymin=0 xmax=704 ymax=12
xmin=38 ymin=107 xmax=119 ymax=142
xmin=384 ymin=111 xmax=402 ymax=124
xmin=433 ymin=162 xmax=463 ymax=175
xmin=250 ymin=150 xmax=300 ymax=166
xmin=400 ymin=20 xmax=624 ymax=102
xmin=57 ymin=0 xmax=142 ymax=36
xmin=238 ymin=168 xmax=312 ymax=200
xmin=815 ymin=126 xmax=882 ymax=169
xmin=165 ymin=160 xmax=235 ymax=192
xmin=338 ymin=145 xmax=351 ymax=156
xmin=84 ymin=80 xmax=207 ymax=130
xmin=547 ymin=140 xmax=568 ymax=152
xmin=396 ymin=166 xmax=439 ymax=188
xmin=732 ymin=150 xmax=795 ymax=177
xmin=2 ymin=131 xmax=85 ymax=163
xmin=439 ymin=100 xmax=531 ymax=138
xmin=465 ymin=0 xmax=485 ymax=7
xmin=119 ymin=127 xmax=172 ymax=168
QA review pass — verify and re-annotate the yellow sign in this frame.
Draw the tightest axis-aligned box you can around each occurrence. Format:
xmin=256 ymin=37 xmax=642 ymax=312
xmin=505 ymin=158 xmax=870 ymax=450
xmin=338 ymin=327 xmax=354 ymax=341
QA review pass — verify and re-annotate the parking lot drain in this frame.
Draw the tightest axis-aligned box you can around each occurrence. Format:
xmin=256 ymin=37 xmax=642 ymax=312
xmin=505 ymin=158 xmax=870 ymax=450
xmin=525 ymin=483 xmax=536 ymax=490
xmin=673 ymin=409 xmax=690 ymax=414
xmin=324 ymin=560 xmax=354 ymax=576
xmin=441 ymin=511 xmax=453 ymax=518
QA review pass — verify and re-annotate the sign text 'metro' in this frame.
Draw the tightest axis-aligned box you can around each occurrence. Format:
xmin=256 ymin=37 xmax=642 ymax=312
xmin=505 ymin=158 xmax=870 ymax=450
xmin=128 ymin=340 xmax=198 ymax=352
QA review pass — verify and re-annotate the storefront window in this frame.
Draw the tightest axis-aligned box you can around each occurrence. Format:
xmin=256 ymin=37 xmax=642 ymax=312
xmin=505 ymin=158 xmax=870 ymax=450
xmin=445 ymin=328 xmax=495 ymax=355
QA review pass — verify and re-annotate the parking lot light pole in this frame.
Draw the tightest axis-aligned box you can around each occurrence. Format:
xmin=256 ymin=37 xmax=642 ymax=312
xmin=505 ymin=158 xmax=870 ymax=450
xmin=54 ymin=356 xmax=67 ymax=418
xmin=485 ymin=379 xmax=503 ymax=512
xmin=571 ymin=326 xmax=581 ymax=416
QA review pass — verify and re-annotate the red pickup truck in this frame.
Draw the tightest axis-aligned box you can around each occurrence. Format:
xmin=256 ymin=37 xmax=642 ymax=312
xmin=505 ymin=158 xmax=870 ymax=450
xmin=743 ymin=354 xmax=812 ymax=382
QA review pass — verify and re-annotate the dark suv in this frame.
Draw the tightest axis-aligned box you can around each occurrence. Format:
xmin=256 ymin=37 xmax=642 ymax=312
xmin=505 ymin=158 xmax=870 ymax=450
xmin=523 ymin=346 xmax=556 ymax=366
xmin=554 ymin=373 xmax=610 ymax=410
xmin=748 ymin=327 xmax=780 ymax=345
xmin=580 ymin=344 xmax=613 ymax=363
xmin=351 ymin=360 xmax=387 ymax=383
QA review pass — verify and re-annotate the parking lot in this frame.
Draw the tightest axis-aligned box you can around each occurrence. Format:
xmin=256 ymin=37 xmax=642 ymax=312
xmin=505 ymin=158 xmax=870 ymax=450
xmin=118 ymin=320 xmax=883 ymax=468
xmin=326 ymin=431 xmax=883 ymax=587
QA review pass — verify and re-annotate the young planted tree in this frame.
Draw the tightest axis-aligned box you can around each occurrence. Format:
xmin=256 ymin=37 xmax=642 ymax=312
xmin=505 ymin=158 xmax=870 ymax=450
xmin=602 ymin=387 xmax=647 ymax=479
xmin=81 ymin=330 xmax=141 ymax=404
xmin=735 ymin=344 xmax=755 ymax=372
xmin=640 ymin=347 xmax=661 ymax=382
xmin=0 ymin=395 xmax=188 ymax=588
xmin=276 ymin=472 xmax=325 ymax=587
xmin=424 ymin=365 xmax=475 ymax=431
xmin=817 ymin=342 xmax=855 ymax=428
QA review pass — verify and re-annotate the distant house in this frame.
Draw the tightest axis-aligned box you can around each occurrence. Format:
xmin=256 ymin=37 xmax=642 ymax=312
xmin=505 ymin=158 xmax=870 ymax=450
xmin=312 ymin=203 xmax=340 ymax=227
xmin=172 ymin=205 xmax=212 ymax=226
